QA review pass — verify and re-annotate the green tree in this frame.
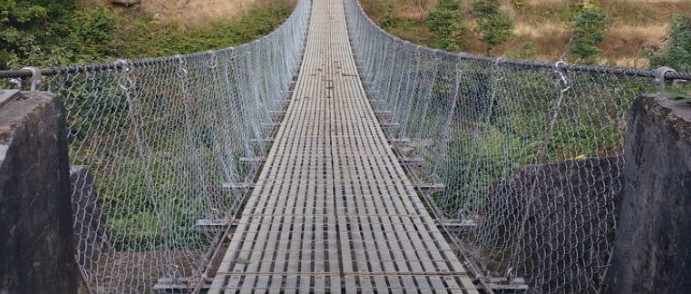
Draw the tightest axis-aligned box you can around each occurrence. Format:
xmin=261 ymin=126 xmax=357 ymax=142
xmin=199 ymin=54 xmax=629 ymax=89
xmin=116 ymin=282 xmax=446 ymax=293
xmin=0 ymin=0 xmax=117 ymax=69
xmin=473 ymin=0 xmax=500 ymax=17
xmin=473 ymin=0 xmax=514 ymax=55
xmin=648 ymin=15 xmax=691 ymax=73
xmin=0 ymin=0 xmax=50 ymax=68
xmin=567 ymin=3 xmax=610 ymax=64
xmin=426 ymin=0 xmax=468 ymax=51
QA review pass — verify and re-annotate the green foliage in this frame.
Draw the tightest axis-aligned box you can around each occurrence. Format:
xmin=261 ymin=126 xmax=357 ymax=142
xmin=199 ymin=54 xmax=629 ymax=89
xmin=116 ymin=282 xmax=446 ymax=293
xmin=506 ymin=43 xmax=538 ymax=60
xmin=568 ymin=4 xmax=610 ymax=64
xmin=0 ymin=0 xmax=118 ymax=68
xmin=473 ymin=0 xmax=501 ymax=18
xmin=71 ymin=6 xmax=117 ymax=61
xmin=0 ymin=0 xmax=54 ymax=68
xmin=478 ymin=12 xmax=513 ymax=53
xmin=473 ymin=0 xmax=514 ymax=54
xmin=648 ymin=15 xmax=691 ymax=73
xmin=425 ymin=0 xmax=467 ymax=51
xmin=0 ymin=0 xmax=292 ymax=69
xmin=110 ymin=3 xmax=293 ymax=59
xmin=103 ymin=155 xmax=213 ymax=251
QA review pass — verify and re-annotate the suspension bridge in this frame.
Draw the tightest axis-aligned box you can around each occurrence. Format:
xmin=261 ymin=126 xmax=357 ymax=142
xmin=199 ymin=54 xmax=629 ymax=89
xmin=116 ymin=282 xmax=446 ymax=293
xmin=0 ymin=0 xmax=690 ymax=292
xmin=207 ymin=0 xmax=477 ymax=291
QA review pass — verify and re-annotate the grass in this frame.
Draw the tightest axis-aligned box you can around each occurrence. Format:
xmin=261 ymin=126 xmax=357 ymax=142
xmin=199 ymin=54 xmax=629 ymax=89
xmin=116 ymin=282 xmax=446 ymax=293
xmin=360 ymin=0 xmax=691 ymax=67
xmin=507 ymin=0 xmax=690 ymax=66
xmin=108 ymin=0 xmax=294 ymax=58
xmin=140 ymin=0 xmax=261 ymax=28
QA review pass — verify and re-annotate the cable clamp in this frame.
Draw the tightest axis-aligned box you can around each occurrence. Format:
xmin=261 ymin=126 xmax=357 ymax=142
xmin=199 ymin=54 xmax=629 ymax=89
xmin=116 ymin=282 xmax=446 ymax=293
xmin=207 ymin=51 xmax=218 ymax=69
xmin=493 ymin=58 xmax=505 ymax=81
xmin=654 ymin=66 xmax=676 ymax=94
xmin=115 ymin=59 xmax=134 ymax=90
xmin=175 ymin=55 xmax=188 ymax=78
xmin=20 ymin=67 xmax=41 ymax=91
xmin=553 ymin=60 xmax=571 ymax=93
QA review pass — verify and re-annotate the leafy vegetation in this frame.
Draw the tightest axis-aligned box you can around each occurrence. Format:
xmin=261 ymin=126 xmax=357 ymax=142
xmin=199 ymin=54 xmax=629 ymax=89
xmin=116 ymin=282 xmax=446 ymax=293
xmin=648 ymin=15 xmax=691 ymax=98
xmin=0 ymin=0 xmax=293 ymax=69
xmin=111 ymin=1 xmax=292 ymax=59
xmin=473 ymin=0 xmax=513 ymax=55
xmin=649 ymin=15 xmax=691 ymax=73
xmin=567 ymin=3 xmax=611 ymax=64
xmin=0 ymin=0 xmax=117 ymax=68
xmin=425 ymin=0 xmax=467 ymax=51
xmin=361 ymin=0 xmax=691 ymax=67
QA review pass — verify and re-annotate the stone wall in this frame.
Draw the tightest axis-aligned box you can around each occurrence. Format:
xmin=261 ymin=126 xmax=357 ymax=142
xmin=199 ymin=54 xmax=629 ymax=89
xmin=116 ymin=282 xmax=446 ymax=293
xmin=608 ymin=94 xmax=691 ymax=294
xmin=0 ymin=91 xmax=78 ymax=293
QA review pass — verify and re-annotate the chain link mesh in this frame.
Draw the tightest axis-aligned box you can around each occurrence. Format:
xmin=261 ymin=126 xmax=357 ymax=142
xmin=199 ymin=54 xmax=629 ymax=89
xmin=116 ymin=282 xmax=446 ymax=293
xmin=344 ymin=0 xmax=689 ymax=293
xmin=1 ymin=0 xmax=309 ymax=292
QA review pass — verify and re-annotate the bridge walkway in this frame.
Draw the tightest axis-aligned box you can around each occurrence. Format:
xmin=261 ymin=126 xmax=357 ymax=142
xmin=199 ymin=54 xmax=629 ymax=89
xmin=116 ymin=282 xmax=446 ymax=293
xmin=208 ymin=0 xmax=478 ymax=292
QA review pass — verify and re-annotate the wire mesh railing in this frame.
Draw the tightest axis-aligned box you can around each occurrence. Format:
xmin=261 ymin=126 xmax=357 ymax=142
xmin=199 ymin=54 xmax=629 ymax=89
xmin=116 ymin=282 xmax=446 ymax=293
xmin=0 ymin=0 xmax=310 ymax=292
xmin=343 ymin=0 xmax=690 ymax=292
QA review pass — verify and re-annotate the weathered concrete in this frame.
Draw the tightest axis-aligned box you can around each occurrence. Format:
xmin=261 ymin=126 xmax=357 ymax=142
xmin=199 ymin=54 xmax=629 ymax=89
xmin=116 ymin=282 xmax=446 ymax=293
xmin=483 ymin=156 xmax=622 ymax=293
xmin=0 ymin=91 xmax=78 ymax=293
xmin=609 ymin=94 xmax=691 ymax=294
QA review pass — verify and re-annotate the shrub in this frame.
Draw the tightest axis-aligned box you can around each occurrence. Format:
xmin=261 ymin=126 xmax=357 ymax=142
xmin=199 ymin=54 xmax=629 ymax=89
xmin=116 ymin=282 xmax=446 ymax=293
xmin=426 ymin=0 xmax=468 ymax=51
xmin=648 ymin=15 xmax=691 ymax=73
xmin=567 ymin=3 xmax=610 ymax=64
xmin=506 ymin=43 xmax=538 ymax=60
xmin=473 ymin=0 xmax=514 ymax=55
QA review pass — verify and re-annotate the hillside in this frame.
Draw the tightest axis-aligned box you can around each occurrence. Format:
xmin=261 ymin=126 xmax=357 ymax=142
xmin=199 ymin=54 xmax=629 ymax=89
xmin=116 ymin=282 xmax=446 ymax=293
xmin=360 ymin=0 xmax=691 ymax=67
xmin=110 ymin=0 xmax=295 ymax=58
xmin=0 ymin=0 xmax=294 ymax=70
xmin=136 ymin=0 xmax=262 ymax=28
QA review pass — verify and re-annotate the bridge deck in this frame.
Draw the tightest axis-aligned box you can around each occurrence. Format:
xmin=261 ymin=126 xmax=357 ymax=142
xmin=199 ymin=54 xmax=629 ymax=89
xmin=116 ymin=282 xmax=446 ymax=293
xmin=208 ymin=0 xmax=478 ymax=292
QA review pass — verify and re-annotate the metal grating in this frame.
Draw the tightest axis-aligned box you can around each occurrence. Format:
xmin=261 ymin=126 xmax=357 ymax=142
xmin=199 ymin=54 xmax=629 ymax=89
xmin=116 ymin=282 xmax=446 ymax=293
xmin=208 ymin=0 xmax=478 ymax=292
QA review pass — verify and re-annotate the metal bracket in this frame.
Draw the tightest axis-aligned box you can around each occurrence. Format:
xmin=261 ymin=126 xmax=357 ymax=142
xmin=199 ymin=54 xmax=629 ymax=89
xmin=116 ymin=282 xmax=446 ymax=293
xmin=415 ymin=182 xmax=446 ymax=194
xmin=399 ymin=156 xmax=424 ymax=167
xmin=153 ymin=277 xmax=198 ymax=293
xmin=115 ymin=59 xmax=134 ymax=91
xmin=222 ymin=182 xmax=255 ymax=191
xmin=553 ymin=60 xmax=571 ymax=93
xmin=380 ymin=121 xmax=400 ymax=128
xmin=388 ymin=138 xmax=410 ymax=145
xmin=206 ymin=50 xmax=218 ymax=70
xmin=654 ymin=66 xmax=676 ymax=94
xmin=486 ymin=276 xmax=529 ymax=292
xmin=250 ymin=138 xmax=274 ymax=144
xmin=239 ymin=156 xmax=265 ymax=164
xmin=436 ymin=218 xmax=476 ymax=230
xmin=21 ymin=67 xmax=41 ymax=91
xmin=195 ymin=218 xmax=238 ymax=231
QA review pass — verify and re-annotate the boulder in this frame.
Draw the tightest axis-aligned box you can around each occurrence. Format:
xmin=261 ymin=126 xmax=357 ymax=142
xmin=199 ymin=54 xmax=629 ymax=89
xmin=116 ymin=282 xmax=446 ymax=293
xmin=481 ymin=156 xmax=623 ymax=293
xmin=608 ymin=94 xmax=691 ymax=294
